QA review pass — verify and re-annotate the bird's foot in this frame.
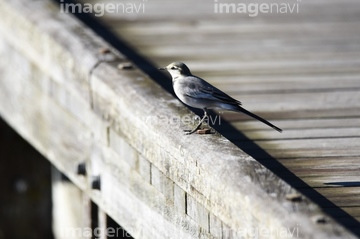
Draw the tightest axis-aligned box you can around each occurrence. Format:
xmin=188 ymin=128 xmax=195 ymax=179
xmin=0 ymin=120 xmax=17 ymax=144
xmin=184 ymin=121 xmax=202 ymax=135
xmin=196 ymin=128 xmax=212 ymax=134
xmin=183 ymin=128 xmax=198 ymax=135
xmin=183 ymin=127 xmax=212 ymax=135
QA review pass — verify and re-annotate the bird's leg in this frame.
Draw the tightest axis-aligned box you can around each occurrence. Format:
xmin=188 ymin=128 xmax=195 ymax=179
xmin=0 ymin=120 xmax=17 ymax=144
xmin=185 ymin=109 xmax=208 ymax=135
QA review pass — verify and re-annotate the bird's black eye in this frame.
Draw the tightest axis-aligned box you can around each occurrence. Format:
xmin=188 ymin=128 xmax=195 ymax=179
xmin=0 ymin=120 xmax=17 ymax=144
xmin=171 ymin=66 xmax=176 ymax=70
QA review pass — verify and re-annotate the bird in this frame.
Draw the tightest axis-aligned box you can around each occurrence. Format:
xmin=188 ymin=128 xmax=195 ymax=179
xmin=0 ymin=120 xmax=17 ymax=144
xmin=159 ymin=62 xmax=282 ymax=135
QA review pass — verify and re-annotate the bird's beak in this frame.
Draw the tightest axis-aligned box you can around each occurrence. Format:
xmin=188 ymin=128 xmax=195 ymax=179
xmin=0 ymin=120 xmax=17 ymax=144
xmin=158 ymin=67 xmax=166 ymax=71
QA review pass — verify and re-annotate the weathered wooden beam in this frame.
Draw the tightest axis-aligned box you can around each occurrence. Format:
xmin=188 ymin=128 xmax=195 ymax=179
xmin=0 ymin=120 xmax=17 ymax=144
xmin=0 ymin=0 xmax=357 ymax=238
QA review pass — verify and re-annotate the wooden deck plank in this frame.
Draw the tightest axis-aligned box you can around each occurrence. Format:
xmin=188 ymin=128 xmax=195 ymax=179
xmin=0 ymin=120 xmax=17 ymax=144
xmin=232 ymin=118 xmax=360 ymax=131
xmin=241 ymin=127 xmax=360 ymax=140
xmin=312 ymin=187 xmax=360 ymax=207
xmin=299 ymin=176 xmax=360 ymax=188
xmin=97 ymin=0 xmax=360 ymax=23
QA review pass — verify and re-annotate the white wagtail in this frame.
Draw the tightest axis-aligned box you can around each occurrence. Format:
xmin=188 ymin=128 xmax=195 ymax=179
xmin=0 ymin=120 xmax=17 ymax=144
xmin=159 ymin=62 xmax=282 ymax=135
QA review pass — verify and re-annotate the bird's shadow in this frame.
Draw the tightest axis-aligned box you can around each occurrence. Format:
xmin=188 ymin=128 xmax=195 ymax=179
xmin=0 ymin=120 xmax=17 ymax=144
xmin=54 ymin=1 xmax=360 ymax=236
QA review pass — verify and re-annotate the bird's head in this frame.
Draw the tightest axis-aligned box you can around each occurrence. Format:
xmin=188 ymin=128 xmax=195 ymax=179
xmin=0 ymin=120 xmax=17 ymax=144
xmin=158 ymin=62 xmax=192 ymax=78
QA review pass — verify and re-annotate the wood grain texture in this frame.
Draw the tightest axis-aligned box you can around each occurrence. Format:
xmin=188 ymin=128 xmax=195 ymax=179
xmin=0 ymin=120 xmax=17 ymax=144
xmin=0 ymin=0 xmax=359 ymax=238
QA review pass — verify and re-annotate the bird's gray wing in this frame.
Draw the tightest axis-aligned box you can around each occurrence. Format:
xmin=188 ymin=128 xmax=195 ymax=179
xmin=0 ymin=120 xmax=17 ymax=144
xmin=184 ymin=76 xmax=241 ymax=105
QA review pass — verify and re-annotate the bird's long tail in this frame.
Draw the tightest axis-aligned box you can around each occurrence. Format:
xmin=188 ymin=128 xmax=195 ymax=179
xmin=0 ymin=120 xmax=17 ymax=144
xmin=235 ymin=106 xmax=282 ymax=132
